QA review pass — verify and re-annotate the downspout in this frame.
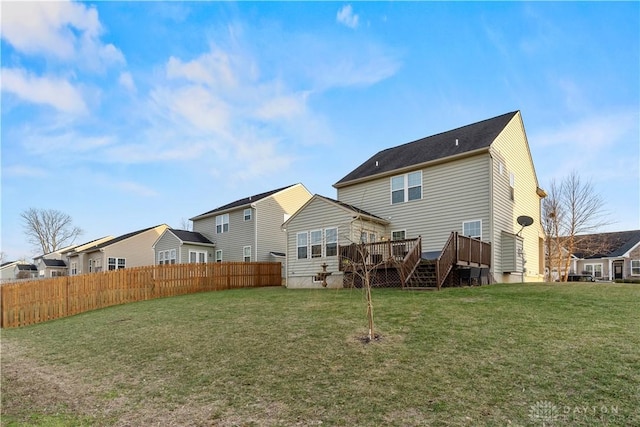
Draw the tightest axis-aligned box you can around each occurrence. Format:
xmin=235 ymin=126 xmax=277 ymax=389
xmin=488 ymin=151 xmax=495 ymax=282
xmin=252 ymin=203 xmax=257 ymax=262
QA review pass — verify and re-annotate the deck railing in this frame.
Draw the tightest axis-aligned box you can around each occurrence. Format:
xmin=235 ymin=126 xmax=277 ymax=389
xmin=339 ymin=238 xmax=421 ymax=272
xmin=437 ymin=232 xmax=492 ymax=289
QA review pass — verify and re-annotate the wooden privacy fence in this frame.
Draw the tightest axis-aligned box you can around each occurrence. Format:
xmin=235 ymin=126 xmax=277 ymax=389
xmin=1 ymin=262 xmax=282 ymax=328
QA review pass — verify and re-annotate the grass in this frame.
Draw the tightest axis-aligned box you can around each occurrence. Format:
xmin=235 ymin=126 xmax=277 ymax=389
xmin=2 ymin=283 xmax=639 ymax=426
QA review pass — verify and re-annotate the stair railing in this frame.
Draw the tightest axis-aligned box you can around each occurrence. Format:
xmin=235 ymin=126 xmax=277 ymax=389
xmin=400 ymin=236 xmax=422 ymax=288
xmin=436 ymin=232 xmax=457 ymax=290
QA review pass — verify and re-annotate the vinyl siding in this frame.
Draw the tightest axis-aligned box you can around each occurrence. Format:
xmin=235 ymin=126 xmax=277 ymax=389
xmin=285 ymin=197 xmax=356 ymax=288
xmin=490 ymin=112 xmax=545 ymax=281
xmin=100 ymin=225 xmax=169 ymax=269
xmin=337 ymin=154 xmax=491 ymax=253
xmin=182 ymin=244 xmax=214 ymax=263
xmin=254 ymin=185 xmax=312 ymax=262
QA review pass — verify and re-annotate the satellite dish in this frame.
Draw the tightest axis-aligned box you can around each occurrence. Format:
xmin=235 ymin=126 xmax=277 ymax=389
xmin=517 ymin=216 xmax=534 ymax=227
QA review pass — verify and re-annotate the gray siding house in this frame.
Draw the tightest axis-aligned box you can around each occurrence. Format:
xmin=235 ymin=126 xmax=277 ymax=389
xmin=285 ymin=111 xmax=547 ymax=288
xmin=567 ymin=230 xmax=640 ymax=281
xmin=190 ymin=183 xmax=312 ymax=264
xmin=152 ymin=229 xmax=215 ymax=264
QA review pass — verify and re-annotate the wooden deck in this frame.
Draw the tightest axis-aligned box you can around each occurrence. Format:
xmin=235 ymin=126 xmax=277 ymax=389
xmin=339 ymin=232 xmax=491 ymax=290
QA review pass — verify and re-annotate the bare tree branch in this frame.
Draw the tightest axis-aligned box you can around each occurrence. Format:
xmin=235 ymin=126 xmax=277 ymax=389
xmin=20 ymin=208 xmax=83 ymax=254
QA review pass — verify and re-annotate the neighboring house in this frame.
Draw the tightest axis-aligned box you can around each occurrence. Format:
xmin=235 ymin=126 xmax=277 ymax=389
xmin=60 ymin=236 xmax=115 ymax=275
xmin=190 ymin=183 xmax=312 ymax=264
xmin=1 ymin=261 xmax=38 ymax=282
xmin=33 ymin=244 xmax=78 ymax=278
xmin=285 ymin=111 xmax=547 ymax=288
xmin=153 ymin=229 xmax=215 ymax=264
xmin=568 ymin=230 xmax=640 ymax=281
xmin=66 ymin=225 xmax=169 ymax=274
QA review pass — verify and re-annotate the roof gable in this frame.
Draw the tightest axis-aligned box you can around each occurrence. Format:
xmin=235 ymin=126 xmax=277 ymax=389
xmin=284 ymin=194 xmax=388 ymax=228
xmin=572 ymin=230 xmax=640 ymax=259
xmin=191 ymin=184 xmax=298 ymax=220
xmin=80 ymin=225 xmax=167 ymax=253
xmin=334 ymin=111 xmax=518 ymax=187
xmin=169 ymin=229 xmax=214 ymax=245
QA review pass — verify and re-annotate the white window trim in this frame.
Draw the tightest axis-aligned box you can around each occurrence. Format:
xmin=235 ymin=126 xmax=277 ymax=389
xmin=631 ymin=260 xmax=640 ymax=276
xmin=244 ymin=208 xmax=252 ymax=221
xmin=391 ymin=230 xmax=406 ymax=241
xmin=189 ymin=250 xmax=208 ymax=264
xmin=297 ymin=232 xmax=308 ymax=260
xmin=71 ymin=262 xmax=78 ymax=275
xmin=462 ymin=220 xmax=482 ymax=240
xmin=310 ymin=229 xmax=323 ymax=258
xmin=325 ymin=227 xmax=338 ymax=257
xmin=584 ymin=263 xmax=603 ymax=277
xmin=108 ymin=257 xmax=126 ymax=270
xmin=243 ymin=246 xmax=251 ymax=262
xmin=216 ymin=213 xmax=229 ymax=234
xmin=390 ymin=171 xmax=422 ymax=204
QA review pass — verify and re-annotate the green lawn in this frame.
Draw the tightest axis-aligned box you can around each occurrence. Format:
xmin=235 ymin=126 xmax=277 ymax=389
xmin=2 ymin=283 xmax=639 ymax=426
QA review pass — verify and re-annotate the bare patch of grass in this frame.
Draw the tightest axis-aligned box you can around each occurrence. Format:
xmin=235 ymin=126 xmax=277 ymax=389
xmin=2 ymin=284 xmax=639 ymax=426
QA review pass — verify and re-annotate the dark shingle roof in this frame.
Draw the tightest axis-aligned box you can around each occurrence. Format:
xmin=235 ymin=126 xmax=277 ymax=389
xmin=169 ymin=230 xmax=214 ymax=245
xmin=42 ymin=259 xmax=67 ymax=267
xmin=81 ymin=225 xmax=165 ymax=252
xmin=191 ymin=184 xmax=297 ymax=220
xmin=16 ymin=264 xmax=37 ymax=271
xmin=334 ymin=111 xmax=519 ymax=187
xmin=573 ymin=230 xmax=640 ymax=259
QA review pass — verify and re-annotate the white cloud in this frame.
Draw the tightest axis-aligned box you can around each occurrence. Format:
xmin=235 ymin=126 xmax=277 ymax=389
xmin=1 ymin=67 xmax=87 ymax=114
xmin=118 ymin=72 xmax=136 ymax=92
xmin=1 ymin=0 xmax=124 ymax=69
xmin=2 ymin=165 xmax=48 ymax=178
xmin=533 ymin=110 xmax=638 ymax=151
xmin=337 ymin=5 xmax=359 ymax=29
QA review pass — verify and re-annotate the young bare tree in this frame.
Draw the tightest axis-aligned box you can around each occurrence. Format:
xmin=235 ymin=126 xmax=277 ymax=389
xmin=543 ymin=171 xmax=609 ymax=282
xmin=20 ymin=208 xmax=83 ymax=254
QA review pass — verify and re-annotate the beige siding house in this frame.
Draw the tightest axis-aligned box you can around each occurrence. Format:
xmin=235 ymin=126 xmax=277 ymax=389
xmin=287 ymin=111 xmax=546 ymax=287
xmin=61 ymin=236 xmax=115 ymax=275
xmin=67 ymin=226 xmax=168 ymax=274
xmin=33 ymin=244 xmax=77 ymax=278
xmin=190 ymin=184 xmax=312 ymax=264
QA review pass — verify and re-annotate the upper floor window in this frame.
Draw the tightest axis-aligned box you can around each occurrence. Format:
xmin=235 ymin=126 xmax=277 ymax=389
xmin=244 ymin=208 xmax=252 ymax=221
xmin=391 ymin=171 xmax=422 ymax=204
xmin=216 ymin=213 xmax=229 ymax=234
xmin=463 ymin=220 xmax=482 ymax=240
xmin=509 ymin=172 xmax=515 ymax=201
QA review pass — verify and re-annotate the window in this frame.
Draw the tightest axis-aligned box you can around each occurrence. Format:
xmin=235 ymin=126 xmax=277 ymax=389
xmin=89 ymin=259 xmax=94 ymax=272
xmin=631 ymin=260 xmax=640 ymax=275
xmin=243 ymin=246 xmax=251 ymax=262
xmin=216 ymin=214 xmax=229 ymax=234
xmin=369 ymin=233 xmax=376 ymax=243
xmin=509 ymin=172 xmax=515 ymax=201
xmin=244 ymin=208 xmax=252 ymax=221
xmin=391 ymin=171 xmax=422 ymax=204
xmin=392 ymin=230 xmax=406 ymax=241
xmin=189 ymin=250 xmax=207 ymax=264
xmin=463 ymin=220 xmax=482 ymax=240
xmin=360 ymin=231 xmax=368 ymax=243
xmin=326 ymin=228 xmax=338 ymax=257
xmin=170 ymin=249 xmax=176 ymax=264
xmin=158 ymin=251 xmax=165 ymax=265
xmin=310 ymin=230 xmax=322 ymax=258
xmin=108 ymin=258 xmax=125 ymax=270
xmin=215 ymin=250 xmax=223 ymax=263
xmin=71 ymin=262 xmax=78 ymax=275
xmin=297 ymin=232 xmax=308 ymax=259
xmin=584 ymin=264 xmax=603 ymax=278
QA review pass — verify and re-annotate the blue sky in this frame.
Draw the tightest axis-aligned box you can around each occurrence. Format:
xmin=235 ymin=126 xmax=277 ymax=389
xmin=2 ymin=1 xmax=639 ymax=260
